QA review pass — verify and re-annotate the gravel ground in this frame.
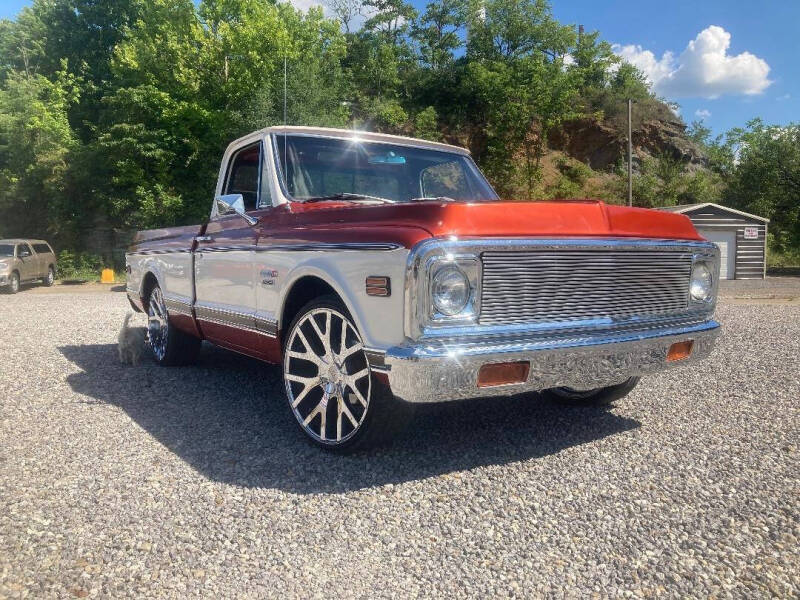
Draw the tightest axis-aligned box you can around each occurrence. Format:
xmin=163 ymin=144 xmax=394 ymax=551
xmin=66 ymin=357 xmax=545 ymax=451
xmin=719 ymin=277 xmax=800 ymax=299
xmin=1 ymin=291 xmax=798 ymax=598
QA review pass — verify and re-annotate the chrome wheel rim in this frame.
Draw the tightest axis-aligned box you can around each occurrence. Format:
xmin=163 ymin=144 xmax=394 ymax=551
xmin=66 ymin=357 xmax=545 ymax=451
xmin=147 ymin=287 xmax=169 ymax=360
xmin=11 ymin=274 xmax=19 ymax=293
xmin=46 ymin=268 xmax=54 ymax=285
xmin=284 ymin=307 xmax=371 ymax=445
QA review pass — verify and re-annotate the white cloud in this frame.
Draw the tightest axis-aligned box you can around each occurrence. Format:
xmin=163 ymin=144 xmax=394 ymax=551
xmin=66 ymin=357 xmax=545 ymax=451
xmin=777 ymin=93 xmax=791 ymax=101
xmin=613 ymin=26 xmax=772 ymax=99
xmin=695 ymin=108 xmax=711 ymax=119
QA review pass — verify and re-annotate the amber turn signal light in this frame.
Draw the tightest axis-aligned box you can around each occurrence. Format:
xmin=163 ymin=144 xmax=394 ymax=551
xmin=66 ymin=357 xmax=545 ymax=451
xmin=477 ymin=361 xmax=530 ymax=388
xmin=366 ymin=276 xmax=391 ymax=297
xmin=667 ymin=340 xmax=693 ymax=362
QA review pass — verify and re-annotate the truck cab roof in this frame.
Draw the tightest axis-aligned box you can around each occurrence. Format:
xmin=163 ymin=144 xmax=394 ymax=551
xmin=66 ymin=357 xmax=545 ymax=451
xmin=227 ymin=126 xmax=471 ymax=157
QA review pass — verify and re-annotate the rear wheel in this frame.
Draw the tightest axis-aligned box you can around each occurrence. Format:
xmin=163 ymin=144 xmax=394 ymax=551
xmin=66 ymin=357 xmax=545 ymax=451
xmin=282 ymin=296 xmax=413 ymax=452
xmin=146 ymin=284 xmax=201 ymax=366
xmin=44 ymin=266 xmax=55 ymax=286
xmin=542 ymin=377 xmax=640 ymax=406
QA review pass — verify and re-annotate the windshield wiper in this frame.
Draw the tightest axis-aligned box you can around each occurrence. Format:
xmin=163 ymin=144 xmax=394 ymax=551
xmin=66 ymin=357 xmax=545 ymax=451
xmin=408 ymin=196 xmax=459 ymax=203
xmin=301 ymin=193 xmax=395 ymax=204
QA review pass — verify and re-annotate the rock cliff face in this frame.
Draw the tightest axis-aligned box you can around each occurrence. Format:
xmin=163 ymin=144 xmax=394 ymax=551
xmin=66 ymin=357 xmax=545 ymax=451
xmin=548 ymin=117 xmax=708 ymax=171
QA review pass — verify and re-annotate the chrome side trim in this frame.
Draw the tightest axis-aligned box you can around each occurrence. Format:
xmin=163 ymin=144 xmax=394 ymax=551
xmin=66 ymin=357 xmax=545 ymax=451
xmin=127 ymin=249 xmax=192 ymax=256
xmin=133 ymin=242 xmax=403 ymax=256
xmin=195 ymin=303 xmax=278 ymax=337
xmin=254 ymin=314 xmax=279 ymax=337
xmin=163 ymin=295 xmax=193 ymax=317
xmin=199 ymin=242 xmax=403 ymax=253
xmin=385 ymin=319 xmax=721 ymax=403
xmin=363 ymin=348 xmax=390 ymax=373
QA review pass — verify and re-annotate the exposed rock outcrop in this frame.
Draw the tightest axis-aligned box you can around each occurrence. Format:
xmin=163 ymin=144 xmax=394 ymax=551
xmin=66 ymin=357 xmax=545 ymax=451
xmin=548 ymin=116 xmax=708 ymax=171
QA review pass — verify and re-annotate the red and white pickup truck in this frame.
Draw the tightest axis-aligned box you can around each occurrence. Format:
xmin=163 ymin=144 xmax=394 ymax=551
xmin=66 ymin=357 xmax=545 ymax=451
xmin=126 ymin=126 xmax=721 ymax=451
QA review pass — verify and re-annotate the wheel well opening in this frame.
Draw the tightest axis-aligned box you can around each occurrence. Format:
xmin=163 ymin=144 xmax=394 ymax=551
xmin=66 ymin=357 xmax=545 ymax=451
xmin=281 ymin=276 xmax=339 ymax=337
xmin=141 ymin=272 xmax=158 ymax=311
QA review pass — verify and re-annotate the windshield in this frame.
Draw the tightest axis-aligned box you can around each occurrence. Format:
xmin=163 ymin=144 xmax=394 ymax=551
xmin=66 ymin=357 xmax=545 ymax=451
xmin=0 ymin=244 xmax=14 ymax=257
xmin=274 ymin=134 xmax=499 ymax=203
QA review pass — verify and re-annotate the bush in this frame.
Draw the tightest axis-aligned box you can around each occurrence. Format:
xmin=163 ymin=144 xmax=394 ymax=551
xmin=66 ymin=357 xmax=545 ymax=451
xmin=414 ymin=106 xmax=440 ymax=141
xmin=57 ymin=250 xmax=105 ymax=281
xmin=555 ymin=156 xmax=592 ymax=186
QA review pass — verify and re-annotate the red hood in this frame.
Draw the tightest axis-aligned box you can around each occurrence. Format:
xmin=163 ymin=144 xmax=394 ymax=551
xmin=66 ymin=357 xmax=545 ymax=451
xmin=282 ymin=199 xmax=703 ymax=244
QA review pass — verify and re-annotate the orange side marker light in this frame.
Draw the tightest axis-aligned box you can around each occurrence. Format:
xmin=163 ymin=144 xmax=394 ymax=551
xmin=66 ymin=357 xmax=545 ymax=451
xmin=667 ymin=340 xmax=693 ymax=362
xmin=477 ymin=361 xmax=530 ymax=388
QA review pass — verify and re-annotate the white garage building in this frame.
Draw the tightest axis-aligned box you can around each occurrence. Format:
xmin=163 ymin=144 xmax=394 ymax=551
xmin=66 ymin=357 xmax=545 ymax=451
xmin=659 ymin=203 xmax=769 ymax=279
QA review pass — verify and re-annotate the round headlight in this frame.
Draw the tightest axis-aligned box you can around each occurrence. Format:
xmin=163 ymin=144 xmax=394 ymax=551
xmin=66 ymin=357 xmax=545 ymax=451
xmin=690 ymin=262 xmax=713 ymax=302
xmin=431 ymin=265 xmax=470 ymax=316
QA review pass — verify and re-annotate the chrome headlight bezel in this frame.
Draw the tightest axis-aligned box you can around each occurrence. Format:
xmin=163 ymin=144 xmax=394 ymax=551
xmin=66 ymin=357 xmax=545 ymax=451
xmin=690 ymin=261 xmax=713 ymax=303
xmin=424 ymin=254 xmax=482 ymax=327
xmin=689 ymin=250 xmax=720 ymax=308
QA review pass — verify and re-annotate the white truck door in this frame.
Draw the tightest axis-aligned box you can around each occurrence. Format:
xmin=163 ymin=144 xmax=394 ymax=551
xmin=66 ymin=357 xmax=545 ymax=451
xmin=194 ymin=141 xmax=261 ymax=350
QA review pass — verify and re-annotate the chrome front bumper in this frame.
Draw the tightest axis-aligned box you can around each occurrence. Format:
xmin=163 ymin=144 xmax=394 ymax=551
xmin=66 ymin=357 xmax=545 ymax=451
xmin=380 ymin=320 xmax=720 ymax=403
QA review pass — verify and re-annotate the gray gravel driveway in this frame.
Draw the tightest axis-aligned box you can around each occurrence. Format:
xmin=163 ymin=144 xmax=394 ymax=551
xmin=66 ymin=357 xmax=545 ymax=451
xmin=1 ymin=291 xmax=798 ymax=597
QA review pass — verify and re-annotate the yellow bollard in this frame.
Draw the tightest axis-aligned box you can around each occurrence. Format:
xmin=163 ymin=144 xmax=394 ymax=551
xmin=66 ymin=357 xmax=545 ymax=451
xmin=101 ymin=268 xmax=115 ymax=283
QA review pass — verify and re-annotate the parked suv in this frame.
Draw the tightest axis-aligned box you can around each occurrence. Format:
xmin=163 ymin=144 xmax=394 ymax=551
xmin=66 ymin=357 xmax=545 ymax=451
xmin=0 ymin=239 xmax=57 ymax=293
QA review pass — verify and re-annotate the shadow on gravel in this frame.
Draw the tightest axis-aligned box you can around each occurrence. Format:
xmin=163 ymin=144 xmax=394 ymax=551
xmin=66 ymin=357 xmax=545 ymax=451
xmin=59 ymin=343 xmax=640 ymax=494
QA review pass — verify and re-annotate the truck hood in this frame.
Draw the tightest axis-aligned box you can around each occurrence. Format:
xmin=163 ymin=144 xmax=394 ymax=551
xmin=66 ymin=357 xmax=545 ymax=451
xmin=286 ymin=199 xmax=703 ymax=244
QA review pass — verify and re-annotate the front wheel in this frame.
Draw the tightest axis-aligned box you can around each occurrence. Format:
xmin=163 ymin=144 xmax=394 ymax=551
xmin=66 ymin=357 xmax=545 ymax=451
xmin=542 ymin=377 xmax=640 ymax=406
xmin=282 ymin=296 xmax=413 ymax=452
xmin=6 ymin=271 xmax=20 ymax=294
xmin=146 ymin=284 xmax=201 ymax=366
xmin=44 ymin=266 xmax=55 ymax=286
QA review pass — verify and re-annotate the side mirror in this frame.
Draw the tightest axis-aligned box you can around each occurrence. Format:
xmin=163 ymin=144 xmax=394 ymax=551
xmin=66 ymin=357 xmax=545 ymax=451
xmin=18 ymin=249 xmax=30 ymax=258
xmin=215 ymin=194 xmax=258 ymax=226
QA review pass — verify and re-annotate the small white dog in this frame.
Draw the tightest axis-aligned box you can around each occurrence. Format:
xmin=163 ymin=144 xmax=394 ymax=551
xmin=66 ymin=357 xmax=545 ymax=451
xmin=118 ymin=313 xmax=147 ymax=365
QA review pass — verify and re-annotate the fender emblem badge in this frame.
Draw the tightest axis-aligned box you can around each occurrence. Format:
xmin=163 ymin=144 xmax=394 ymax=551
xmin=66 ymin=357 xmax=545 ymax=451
xmin=260 ymin=269 xmax=278 ymax=286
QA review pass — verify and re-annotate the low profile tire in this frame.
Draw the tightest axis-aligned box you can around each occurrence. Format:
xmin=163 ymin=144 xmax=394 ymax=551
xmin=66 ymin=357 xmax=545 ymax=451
xmin=6 ymin=271 xmax=20 ymax=294
xmin=282 ymin=295 xmax=413 ymax=453
xmin=146 ymin=284 xmax=201 ymax=366
xmin=44 ymin=266 xmax=55 ymax=287
xmin=542 ymin=376 xmax=640 ymax=406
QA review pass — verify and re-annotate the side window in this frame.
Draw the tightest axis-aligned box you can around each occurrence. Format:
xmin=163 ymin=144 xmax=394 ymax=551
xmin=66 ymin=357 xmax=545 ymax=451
xmin=420 ymin=160 xmax=472 ymax=200
xmin=224 ymin=142 xmax=261 ymax=212
xmin=17 ymin=244 xmax=32 ymax=257
xmin=33 ymin=243 xmax=51 ymax=254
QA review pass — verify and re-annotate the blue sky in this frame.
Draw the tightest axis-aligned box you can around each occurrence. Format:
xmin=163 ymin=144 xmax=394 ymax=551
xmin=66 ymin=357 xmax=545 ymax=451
xmin=2 ymin=0 xmax=797 ymax=136
xmin=546 ymin=0 xmax=799 ymax=137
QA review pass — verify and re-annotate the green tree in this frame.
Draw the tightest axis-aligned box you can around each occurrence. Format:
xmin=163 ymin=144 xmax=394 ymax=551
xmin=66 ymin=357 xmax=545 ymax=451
xmin=412 ymin=0 xmax=466 ymax=70
xmin=725 ymin=119 xmax=800 ymax=251
xmin=0 ymin=67 xmax=78 ymax=240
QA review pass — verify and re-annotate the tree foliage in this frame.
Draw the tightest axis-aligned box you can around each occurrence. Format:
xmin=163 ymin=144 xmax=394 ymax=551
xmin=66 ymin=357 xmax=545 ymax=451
xmin=0 ymin=0 xmax=796 ymax=261
xmin=724 ymin=120 xmax=800 ymax=252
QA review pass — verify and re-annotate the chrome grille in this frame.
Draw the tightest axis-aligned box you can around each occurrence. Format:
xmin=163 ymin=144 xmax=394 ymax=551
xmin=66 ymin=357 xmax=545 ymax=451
xmin=480 ymin=249 xmax=692 ymax=326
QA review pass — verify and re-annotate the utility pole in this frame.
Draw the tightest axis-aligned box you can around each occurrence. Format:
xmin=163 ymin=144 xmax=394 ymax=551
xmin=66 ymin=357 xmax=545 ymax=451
xmin=627 ymin=98 xmax=633 ymax=206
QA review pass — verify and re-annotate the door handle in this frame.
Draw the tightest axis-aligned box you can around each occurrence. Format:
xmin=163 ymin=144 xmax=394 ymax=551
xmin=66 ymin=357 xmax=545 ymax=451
xmin=195 ymin=236 xmax=213 ymax=242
